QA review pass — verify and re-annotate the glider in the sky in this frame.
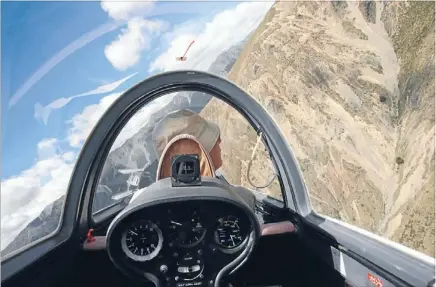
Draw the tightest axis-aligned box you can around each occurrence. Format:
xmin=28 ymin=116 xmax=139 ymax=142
xmin=176 ymin=40 xmax=195 ymax=61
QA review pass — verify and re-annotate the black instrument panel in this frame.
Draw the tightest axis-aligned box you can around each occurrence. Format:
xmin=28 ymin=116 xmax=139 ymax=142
xmin=108 ymin=200 xmax=252 ymax=287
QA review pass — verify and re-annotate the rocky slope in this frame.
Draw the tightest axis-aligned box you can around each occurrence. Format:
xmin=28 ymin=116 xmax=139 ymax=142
xmin=201 ymin=1 xmax=434 ymax=256
xmin=379 ymin=1 xmax=434 ymax=254
xmin=1 ymin=197 xmax=64 ymax=256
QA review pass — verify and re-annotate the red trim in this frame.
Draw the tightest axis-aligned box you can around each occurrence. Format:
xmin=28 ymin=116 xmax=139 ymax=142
xmin=86 ymin=229 xmax=96 ymax=243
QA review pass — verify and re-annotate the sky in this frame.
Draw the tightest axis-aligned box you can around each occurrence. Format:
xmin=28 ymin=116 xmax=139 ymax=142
xmin=1 ymin=0 xmax=274 ymax=250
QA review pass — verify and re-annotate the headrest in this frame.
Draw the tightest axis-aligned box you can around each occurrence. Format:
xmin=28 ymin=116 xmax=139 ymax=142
xmin=152 ymin=109 xmax=220 ymax=159
xmin=156 ymin=134 xmax=216 ymax=181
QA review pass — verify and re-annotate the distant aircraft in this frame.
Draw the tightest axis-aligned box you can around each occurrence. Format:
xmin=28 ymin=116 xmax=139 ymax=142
xmin=176 ymin=40 xmax=195 ymax=61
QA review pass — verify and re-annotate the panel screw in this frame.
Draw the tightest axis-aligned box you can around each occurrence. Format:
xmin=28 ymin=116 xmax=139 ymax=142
xmin=160 ymin=265 xmax=168 ymax=273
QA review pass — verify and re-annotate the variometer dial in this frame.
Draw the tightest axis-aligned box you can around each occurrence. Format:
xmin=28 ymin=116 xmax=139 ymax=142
xmin=168 ymin=209 xmax=206 ymax=247
xmin=121 ymin=220 xmax=163 ymax=262
xmin=214 ymin=215 xmax=245 ymax=250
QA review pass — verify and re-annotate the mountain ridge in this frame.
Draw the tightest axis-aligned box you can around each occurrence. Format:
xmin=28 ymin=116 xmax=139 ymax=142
xmin=200 ymin=1 xmax=434 ymax=256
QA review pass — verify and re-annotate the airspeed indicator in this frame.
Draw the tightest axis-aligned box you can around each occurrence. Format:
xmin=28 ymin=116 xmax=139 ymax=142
xmin=214 ymin=215 xmax=245 ymax=249
xmin=121 ymin=220 xmax=163 ymax=262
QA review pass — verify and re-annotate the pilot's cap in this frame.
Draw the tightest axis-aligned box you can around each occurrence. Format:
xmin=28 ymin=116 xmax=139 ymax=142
xmin=152 ymin=109 xmax=220 ymax=159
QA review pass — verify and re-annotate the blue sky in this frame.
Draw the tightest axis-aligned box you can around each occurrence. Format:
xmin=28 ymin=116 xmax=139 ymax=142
xmin=2 ymin=2 xmax=112 ymax=177
xmin=1 ymin=0 xmax=274 ymax=249
xmin=1 ymin=1 xmax=237 ymax=178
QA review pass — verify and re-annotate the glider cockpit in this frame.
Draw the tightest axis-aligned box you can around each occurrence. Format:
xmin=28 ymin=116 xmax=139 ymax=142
xmin=2 ymin=71 xmax=435 ymax=287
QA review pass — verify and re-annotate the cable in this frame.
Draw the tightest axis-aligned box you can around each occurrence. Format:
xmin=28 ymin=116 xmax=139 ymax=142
xmin=246 ymin=131 xmax=277 ymax=189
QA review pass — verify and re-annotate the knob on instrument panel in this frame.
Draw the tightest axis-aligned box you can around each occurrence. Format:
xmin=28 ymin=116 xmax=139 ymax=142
xmin=160 ymin=264 xmax=168 ymax=273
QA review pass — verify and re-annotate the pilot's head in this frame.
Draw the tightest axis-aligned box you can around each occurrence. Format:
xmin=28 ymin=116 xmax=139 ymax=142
xmin=155 ymin=135 xmax=216 ymax=180
xmin=152 ymin=109 xmax=222 ymax=170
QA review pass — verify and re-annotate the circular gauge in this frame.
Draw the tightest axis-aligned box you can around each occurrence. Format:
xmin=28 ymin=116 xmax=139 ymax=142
xmin=168 ymin=209 xmax=206 ymax=247
xmin=121 ymin=220 xmax=163 ymax=262
xmin=214 ymin=215 xmax=246 ymax=250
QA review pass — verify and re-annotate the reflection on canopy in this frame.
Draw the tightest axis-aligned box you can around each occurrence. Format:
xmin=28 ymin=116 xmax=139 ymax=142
xmin=93 ymin=91 xmax=281 ymax=215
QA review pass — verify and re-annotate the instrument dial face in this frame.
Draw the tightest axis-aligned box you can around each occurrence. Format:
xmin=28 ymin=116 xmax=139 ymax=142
xmin=168 ymin=209 xmax=206 ymax=247
xmin=214 ymin=215 xmax=245 ymax=249
xmin=121 ymin=220 xmax=163 ymax=262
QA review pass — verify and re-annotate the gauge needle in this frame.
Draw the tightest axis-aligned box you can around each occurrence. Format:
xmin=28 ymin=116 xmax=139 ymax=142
xmin=230 ymin=235 xmax=236 ymax=246
xmin=171 ymin=221 xmax=182 ymax=226
xmin=129 ymin=230 xmax=138 ymax=235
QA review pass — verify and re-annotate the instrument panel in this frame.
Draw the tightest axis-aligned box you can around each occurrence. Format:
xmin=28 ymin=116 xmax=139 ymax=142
xmin=120 ymin=206 xmax=248 ymax=262
xmin=109 ymin=200 xmax=252 ymax=287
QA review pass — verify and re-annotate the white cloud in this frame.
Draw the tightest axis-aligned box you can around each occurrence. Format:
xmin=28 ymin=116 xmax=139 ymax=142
xmin=66 ymin=90 xmax=177 ymax=152
xmin=112 ymin=93 xmax=176 ymax=151
xmin=1 ymin=89 xmax=177 ymax=251
xmin=1 ymin=139 xmax=76 ymax=249
xmin=149 ymin=1 xmax=274 ymax=73
xmin=37 ymin=138 xmax=61 ymax=160
xmin=34 ymin=73 xmax=137 ymax=125
xmin=1 ymin=91 xmax=122 ymax=250
xmin=101 ymin=0 xmax=155 ymax=21
xmin=67 ymin=92 xmax=123 ymax=148
xmin=105 ymin=18 xmax=167 ymax=70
